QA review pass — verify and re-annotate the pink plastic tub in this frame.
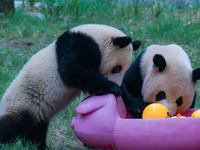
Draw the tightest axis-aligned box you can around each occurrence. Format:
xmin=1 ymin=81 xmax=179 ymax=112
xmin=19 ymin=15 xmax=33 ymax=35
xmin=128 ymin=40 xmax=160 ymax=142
xmin=71 ymin=94 xmax=200 ymax=150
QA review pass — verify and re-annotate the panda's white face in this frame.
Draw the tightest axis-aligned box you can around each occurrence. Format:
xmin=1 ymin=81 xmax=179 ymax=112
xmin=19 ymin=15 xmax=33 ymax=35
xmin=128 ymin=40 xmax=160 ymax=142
xmin=98 ymin=41 xmax=133 ymax=86
xmin=71 ymin=24 xmax=133 ymax=86
xmin=141 ymin=44 xmax=196 ymax=116
xmin=100 ymin=49 xmax=132 ymax=86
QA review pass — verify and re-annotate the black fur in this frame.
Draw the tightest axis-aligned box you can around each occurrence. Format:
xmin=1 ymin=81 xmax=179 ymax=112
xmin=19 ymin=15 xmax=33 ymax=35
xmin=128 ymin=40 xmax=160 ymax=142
xmin=156 ymin=91 xmax=166 ymax=101
xmin=190 ymin=92 xmax=196 ymax=108
xmin=121 ymin=51 xmax=146 ymax=118
xmin=153 ymin=54 xmax=166 ymax=72
xmin=25 ymin=121 xmax=49 ymax=150
xmin=121 ymin=50 xmax=196 ymax=118
xmin=132 ymin=40 xmax=142 ymax=51
xmin=0 ymin=29 xmax=134 ymax=149
xmin=192 ymin=68 xmax=200 ymax=82
xmin=113 ymin=36 xmax=132 ymax=48
xmin=56 ymin=31 xmax=121 ymax=96
xmin=0 ymin=111 xmax=48 ymax=150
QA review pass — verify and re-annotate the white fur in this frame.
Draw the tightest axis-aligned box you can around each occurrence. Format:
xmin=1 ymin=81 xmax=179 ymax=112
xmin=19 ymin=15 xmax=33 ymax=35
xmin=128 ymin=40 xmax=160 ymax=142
xmin=71 ymin=24 xmax=133 ymax=86
xmin=0 ymin=42 xmax=80 ymax=121
xmin=0 ymin=24 xmax=133 ymax=122
xmin=141 ymin=44 xmax=195 ymax=116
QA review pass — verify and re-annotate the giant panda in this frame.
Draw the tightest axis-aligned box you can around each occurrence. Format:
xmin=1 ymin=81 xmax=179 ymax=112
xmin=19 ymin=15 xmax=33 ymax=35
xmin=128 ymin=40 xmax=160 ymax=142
xmin=121 ymin=44 xmax=200 ymax=118
xmin=0 ymin=24 xmax=141 ymax=149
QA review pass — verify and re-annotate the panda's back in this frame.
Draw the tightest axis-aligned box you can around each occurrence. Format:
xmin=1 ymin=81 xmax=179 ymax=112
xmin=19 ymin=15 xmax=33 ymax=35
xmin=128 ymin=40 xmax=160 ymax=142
xmin=0 ymin=42 xmax=80 ymax=122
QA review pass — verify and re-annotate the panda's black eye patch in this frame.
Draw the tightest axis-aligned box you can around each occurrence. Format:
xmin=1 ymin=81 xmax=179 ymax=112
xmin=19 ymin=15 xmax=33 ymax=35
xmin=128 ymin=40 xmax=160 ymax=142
xmin=112 ymin=65 xmax=122 ymax=73
xmin=176 ymin=97 xmax=183 ymax=107
xmin=156 ymin=91 xmax=166 ymax=101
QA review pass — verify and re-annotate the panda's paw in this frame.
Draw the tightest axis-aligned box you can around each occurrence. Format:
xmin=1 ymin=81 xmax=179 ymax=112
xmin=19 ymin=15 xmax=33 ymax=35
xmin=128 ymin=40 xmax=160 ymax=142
xmin=95 ymin=85 xmax=121 ymax=96
xmin=128 ymin=108 xmax=143 ymax=118
xmin=109 ymin=84 xmax=122 ymax=96
xmin=127 ymin=102 xmax=146 ymax=118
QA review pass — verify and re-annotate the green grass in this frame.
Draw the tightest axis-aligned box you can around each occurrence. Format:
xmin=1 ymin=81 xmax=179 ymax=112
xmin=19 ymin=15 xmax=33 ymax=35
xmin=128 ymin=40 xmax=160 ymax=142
xmin=1 ymin=0 xmax=200 ymax=149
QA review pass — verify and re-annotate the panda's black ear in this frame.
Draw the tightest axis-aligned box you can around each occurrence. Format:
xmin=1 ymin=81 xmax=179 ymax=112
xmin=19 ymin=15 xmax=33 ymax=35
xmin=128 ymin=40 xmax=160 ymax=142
xmin=153 ymin=54 xmax=166 ymax=72
xmin=132 ymin=40 xmax=141 ymax=51
xmin=192 ymin=68 xmax=200 ymax=82
xmin=113 ymin=36 xmax=132 ymax=48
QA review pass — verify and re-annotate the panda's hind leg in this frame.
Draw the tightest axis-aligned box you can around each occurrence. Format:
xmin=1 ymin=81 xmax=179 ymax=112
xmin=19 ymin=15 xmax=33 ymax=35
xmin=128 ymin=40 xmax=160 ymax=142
xmin=25 ymin=121 xmax=49 ymax=150
xmin=0 ymin=111 xmax=36 ymax=143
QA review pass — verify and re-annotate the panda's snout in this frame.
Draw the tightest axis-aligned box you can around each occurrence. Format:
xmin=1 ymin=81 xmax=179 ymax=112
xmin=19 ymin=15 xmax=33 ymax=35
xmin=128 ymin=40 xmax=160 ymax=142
xmin=158 ymin=99 xmax=177 ymax=117
xmin=105 ymin=74 xmax=123 ymax=86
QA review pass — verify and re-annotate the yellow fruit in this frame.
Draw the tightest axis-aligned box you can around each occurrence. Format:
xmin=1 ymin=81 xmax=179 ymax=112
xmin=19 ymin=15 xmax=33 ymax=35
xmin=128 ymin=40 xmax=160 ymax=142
xmin=191 ymin=110 xmax=200 ymax=117
xmin=142 ymin=103 xmax=169 ymax=119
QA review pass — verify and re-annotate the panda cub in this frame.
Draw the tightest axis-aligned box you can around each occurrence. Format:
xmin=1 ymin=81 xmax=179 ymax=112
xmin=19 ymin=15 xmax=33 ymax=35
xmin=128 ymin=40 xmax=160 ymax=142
xmin=0 ymin=24 xmax=141 ymax=149
xmin=121 ymin=44 xmax=200 ymax=118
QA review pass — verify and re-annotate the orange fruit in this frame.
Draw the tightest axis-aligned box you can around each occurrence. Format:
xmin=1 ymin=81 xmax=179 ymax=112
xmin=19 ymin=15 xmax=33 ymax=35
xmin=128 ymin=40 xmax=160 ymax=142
xmin=191 ymin=110 xmax=200 ymax=117
xmin=142 ymin=103 xmax=169 ymax=119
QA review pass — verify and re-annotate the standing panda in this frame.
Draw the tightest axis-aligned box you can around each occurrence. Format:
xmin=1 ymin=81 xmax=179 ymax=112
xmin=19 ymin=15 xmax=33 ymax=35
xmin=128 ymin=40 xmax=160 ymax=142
xmin=0 ymin=24 xmax=141 ymax=149
xmin=121 ymin=44 xmax=200 ymax=118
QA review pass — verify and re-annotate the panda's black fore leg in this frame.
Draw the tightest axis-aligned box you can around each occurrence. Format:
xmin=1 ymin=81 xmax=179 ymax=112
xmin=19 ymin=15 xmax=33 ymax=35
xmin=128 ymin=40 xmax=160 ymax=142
xmin=62 ymin=65 xmax=121 ymax=96
xmin=25 ymin=121 xmax=49 ymax=150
